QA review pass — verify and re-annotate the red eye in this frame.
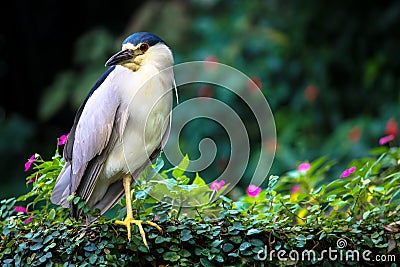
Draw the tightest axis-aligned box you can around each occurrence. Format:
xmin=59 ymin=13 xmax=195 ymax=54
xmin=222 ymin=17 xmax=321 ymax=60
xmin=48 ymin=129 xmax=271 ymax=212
xmin=140 ymin=43 xmax=149 ymax=53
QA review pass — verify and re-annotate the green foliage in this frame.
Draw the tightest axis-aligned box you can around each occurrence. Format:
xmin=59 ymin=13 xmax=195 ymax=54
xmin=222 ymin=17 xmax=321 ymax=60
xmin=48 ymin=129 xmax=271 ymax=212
xmin=2 ymin=1 xmax=400 ymax=205
xmin=141 ymin=155 xmax=229 ymax=219
xmin=21 ymin=1 xmax=398 ymax=187
xmin=1 ymin=144 xmax=400 ymax=266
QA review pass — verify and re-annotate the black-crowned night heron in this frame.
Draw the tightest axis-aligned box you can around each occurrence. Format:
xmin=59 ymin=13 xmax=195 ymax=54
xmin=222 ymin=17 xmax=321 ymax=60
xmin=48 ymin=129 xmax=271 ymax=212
xmin=51 ymin=32 xmax=174 ymax=247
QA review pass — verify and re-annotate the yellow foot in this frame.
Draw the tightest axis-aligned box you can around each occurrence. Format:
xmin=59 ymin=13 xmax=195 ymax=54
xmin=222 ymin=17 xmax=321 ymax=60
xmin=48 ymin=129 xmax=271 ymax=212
xmin=115 ymin=217 xmax=162 ymax=249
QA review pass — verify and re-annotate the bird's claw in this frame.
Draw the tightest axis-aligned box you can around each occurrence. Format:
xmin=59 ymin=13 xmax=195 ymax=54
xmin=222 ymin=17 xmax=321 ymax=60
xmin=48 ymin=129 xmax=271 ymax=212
xmin=115 ymin=217 xmax=162 ymax=249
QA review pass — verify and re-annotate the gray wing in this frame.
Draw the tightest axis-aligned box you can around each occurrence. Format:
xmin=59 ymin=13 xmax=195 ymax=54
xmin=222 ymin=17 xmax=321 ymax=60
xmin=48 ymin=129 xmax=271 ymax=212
xmin=70 ymin=104 xmax=129 ymax=218
xmin=70 ymin=88 xmax=127 ymax=194
xmin=51 ymin=67 xmax=129 ymax=213
xmin=88 ymin=115 xmax=171 ymax=218
xmin=64 ymin=66 xmax=116 ymax=163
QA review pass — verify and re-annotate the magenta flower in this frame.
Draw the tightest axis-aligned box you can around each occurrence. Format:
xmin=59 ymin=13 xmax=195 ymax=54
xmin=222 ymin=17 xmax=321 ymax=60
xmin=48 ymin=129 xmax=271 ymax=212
xmin=210 ymin=180 xmax=226 ymax=191
xmin=204 ymin=55 xmax=219 ymax=71
xmin=24 ymin=154 xmax=38 ymax=172
xmin=386 ymin=118 xmax=398 ymax=136
xmin=340 ymin=166 xmax=356 ymax=178
xmin=246 ymin=185 xmax=262 ymax=197
xmin=14 ymin=206 xmax=27 ymax=213
xmin=379 ymin=134 xmax=395 ymax=145
xmin=291 ymin=184 xmax=300 ymax=194
xmin=304 ymin=84 xmax=318 ymax=102
xmin=247 ymin=77 xmax=262 ymax=92
xmin=24 ymin=214 xmax=33 ymax=224
xmin=58 ymin=133 xmax=70 ymax=145
xmin=297 ymin=162 xmax=311 ymax=173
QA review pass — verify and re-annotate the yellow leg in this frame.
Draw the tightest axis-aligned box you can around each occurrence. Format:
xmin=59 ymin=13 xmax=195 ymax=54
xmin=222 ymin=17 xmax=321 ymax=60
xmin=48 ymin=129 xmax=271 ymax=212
xmin=115 ymin=174 xmax=162 ymax=249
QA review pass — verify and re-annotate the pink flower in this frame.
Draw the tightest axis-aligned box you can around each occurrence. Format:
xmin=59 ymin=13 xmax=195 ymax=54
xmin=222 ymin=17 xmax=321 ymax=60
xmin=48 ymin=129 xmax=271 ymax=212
xmin=297 ymin=162 xmax=311 ymax=173
xmin=14 ymin=206 xmax=27 ymax=213
xmin=204 ymin=55 xmax=219 ymax=71
xmin=246 ymin=185 xmax=262 ymax=197
xmin=210 ymin=180 xmax=226 ymax=191
xmin=304 ymin=84 xmax=318 ymax=102
xmin=24 ymin=214 xmax=33 ymax=224
xmin=340 ymin=166 xmax=356 ymax=178
xmin=291 ymin=184 xmax=300 ymax=194
xmin=263 ymin=139 xmax=277 ymax=153
xmin=247 ymin=77 xmax=262 ymax=92
xmin=58 ymin=133 xmax=70 ymax=145
xmin=24 ymin=154 xmax=38 ymax=172
xmin=27 ymin=174 xmax=39 ymax=184
xmin=198 ymin=85 xmax=214 ymax=98
xmin=379 ymin=134 xmax=395 ymax=145
xmin=348 ymin=127 xmax=362 ymax=143
xmin=386 ymin=118 xmax=398 ymax=136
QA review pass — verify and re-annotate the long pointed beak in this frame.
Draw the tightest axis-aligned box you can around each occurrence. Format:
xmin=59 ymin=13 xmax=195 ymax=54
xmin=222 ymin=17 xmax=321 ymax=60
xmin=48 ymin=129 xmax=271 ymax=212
xmin=105 ymin=49 xmax=134 ymax=66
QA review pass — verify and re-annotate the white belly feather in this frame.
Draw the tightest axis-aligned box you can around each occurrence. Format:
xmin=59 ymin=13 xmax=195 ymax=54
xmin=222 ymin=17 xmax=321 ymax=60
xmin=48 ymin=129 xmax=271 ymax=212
xmin=98 ymin=65 xmax=172 ymax=187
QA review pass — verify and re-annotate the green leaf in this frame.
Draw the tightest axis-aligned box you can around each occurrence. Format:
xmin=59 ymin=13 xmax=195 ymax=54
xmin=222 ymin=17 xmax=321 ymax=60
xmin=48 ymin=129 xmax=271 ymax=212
xmin=363 ymin=211 xmax=371 ymax=220
xmin=179 ymin=249 xmax=191 ymax=257
xmin=39 ymin=252 xmax=52 ymax=263
xmin=155 ymin=236 xmax=166 ymax=244
xmin=135 ymin=190 xmax=148 ymax=200
xmin=371 ymin=231 xmax=380 ymax=239
xmin=326 ymin=194 xmax=336 ymax=202
xmin=220 ymin=195 xmax=232 ymax=203
xmin=200 ymin=258 xmax=213 ymax=267
xmin=239 ymin=242 xmax=251 ymax=251
xmin=66 ymin=195 xmax=74 ymax=203
xmin=46 ymin=243 xmax=56 ymax=250
xmin=231 ymin=236 xmax=242 ymax=244
xmin=250 ymin=238 xmax=264 ymax=247
xmin=211 ymin=239 xmax=223 ymax=247
xmin=172 ymin=155 xmax=190 ymax=178
xmin=228 ymin=252 xmax=239 ymax=257
xmin=43 ymin=235 xmax=53 ymax=245
xmin=48 ymin=209 xmax=56 ymax=220
xmin=138 ymin=245 xmax=148 ymax=253
xmin=233 ymin=221 xmax=245 ymax=230
xmin=73 ymin=196 xmax=81 ymax=205
xmin=193 ymin=172 xmax=206 ymax=186
xmin=166 ymin=226 xmax=177 ymax=232
xmin=84 ymin=243 xmax=96 ymax=252
xmin=247 ymin=228 xmax=262 ymax=235
xmin=89 ymin=254 xmax=97 ymax=264
xmin=373 ymin=186 xmax=385 ymax=193
xmin=30 ymin=243 xmax=43 ymax=251
xmin=181 ymin=229 xmax=193 ymax=242
xmin=163 ymin=251 xmax=180 ymax=262
xmin=222 ymin=243 xmax=234 ymax=252
xmin=211 ymin=254 xmax=222 ymax=262
xmin=169 ymin=245 xmax=180 ymax=251
xmin=319 ymin=232 xmax=327 ymax=240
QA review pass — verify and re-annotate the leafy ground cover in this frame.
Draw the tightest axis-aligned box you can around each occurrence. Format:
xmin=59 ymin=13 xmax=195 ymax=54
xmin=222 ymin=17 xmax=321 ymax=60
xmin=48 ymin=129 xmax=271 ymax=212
xmin=1 ymin=137 xmax=400 ymax=266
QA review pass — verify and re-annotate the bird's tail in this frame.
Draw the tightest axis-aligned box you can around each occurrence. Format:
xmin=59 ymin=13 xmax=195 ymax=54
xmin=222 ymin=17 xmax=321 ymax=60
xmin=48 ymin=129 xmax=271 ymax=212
xmin=50 ymin=162 xmax=72 ymax=208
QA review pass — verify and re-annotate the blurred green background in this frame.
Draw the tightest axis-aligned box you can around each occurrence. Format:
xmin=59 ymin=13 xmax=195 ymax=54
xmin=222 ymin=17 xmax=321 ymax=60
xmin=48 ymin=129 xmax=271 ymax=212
xmin=1 ymin=0 xmax=399 ymax=198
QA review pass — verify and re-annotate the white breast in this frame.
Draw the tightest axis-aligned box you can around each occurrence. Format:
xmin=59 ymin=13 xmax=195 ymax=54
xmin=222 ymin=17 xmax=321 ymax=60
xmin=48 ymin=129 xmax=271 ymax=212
xmin=102 ymin=65 xmax=173 ymax=180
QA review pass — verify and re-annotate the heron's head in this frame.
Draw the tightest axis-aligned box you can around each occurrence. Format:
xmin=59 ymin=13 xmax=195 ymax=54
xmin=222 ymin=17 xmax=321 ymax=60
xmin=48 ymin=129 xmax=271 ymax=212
xmin=105 ymin=32 xmax=173 ymax=71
